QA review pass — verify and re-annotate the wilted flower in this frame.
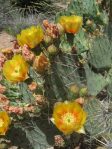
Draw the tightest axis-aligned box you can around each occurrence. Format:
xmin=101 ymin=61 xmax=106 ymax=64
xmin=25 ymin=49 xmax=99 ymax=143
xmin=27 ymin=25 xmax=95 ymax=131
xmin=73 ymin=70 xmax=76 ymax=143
xmin=28 ymin=82 xmax=38 ymax=91
xmin=17 ymin=26 xmax=44 ymax=48
xmin=58 ymin=15 xmax=83 ymax=34
xmin=0 ymin=94 xmax=9 ymax=106
xmin=0 ymin=111 xmax=11 ymax=135
xmin=0 ymin=53 xmax=6 ymax=71
xmin=54 ymin=135 xmax=65 ymax=147
xmin=0 ymin=84 xmax=6 ymax=94
xmin=22 ymin=44 xmax=35 ymax=62
xmin=4 ymin=104 xmax=35 ymax=114
xmin=3 ymin=55 xmax=29 ymax=83
xmin=43 ymin=20 xmax=59 ymax=38
xmin=75 ymin=97 xmax=85 ymax=105
xmin=34 ymin=94 xmax=45 ymax=105
xmin=1 ymin=49 xmax=13 ymax=59
xmin=2 ymin=48 xmax=12 ymax=55
xmin=24 ymin=105 xmax=35 ymax=113
xmin=8 ymin=106 xmax=23 ymax=114
xmin=13 ymin=39 xmax=20 ymax=49
xmin=33 ymin=52 xmax=49 ymax=73
xmin=51 ymin=101 xmax=87 ymax=135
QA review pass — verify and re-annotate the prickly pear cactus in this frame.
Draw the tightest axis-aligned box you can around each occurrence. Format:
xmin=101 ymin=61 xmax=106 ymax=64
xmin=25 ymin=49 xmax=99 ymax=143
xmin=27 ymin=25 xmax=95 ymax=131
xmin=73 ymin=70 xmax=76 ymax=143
xmin=0 ymin=0 xmax=112 ymax=148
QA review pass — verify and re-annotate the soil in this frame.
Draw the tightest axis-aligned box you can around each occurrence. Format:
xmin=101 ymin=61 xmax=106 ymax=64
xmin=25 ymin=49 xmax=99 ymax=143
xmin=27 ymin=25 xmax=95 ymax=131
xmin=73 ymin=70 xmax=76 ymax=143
xmin=0 ymin=31 xmax=14 ymax=50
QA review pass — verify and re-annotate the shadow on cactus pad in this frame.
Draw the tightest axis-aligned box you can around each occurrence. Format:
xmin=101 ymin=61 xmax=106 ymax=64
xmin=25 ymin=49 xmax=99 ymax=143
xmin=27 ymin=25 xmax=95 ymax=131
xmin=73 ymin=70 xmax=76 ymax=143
xmin=6 ymin=116 xmax=61 ymax=149
xmin=6 ymin=127 xmax=33 ymax=149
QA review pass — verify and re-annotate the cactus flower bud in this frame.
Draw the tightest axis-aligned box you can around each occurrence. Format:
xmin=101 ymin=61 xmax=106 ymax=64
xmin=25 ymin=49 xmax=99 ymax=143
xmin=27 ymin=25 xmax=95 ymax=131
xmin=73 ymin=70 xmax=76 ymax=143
xmin=97 ymin=12 xmax=101 ymax=16
xmin=47 ymin=44 xmax=58 ymax=55
xmin=79 ymin=87 xmax=88 ymax=97
xmin=44 ymin=35 xmax=53 ymax=44
xmin=69 ymin=84 xmax=80 ymax=95
xmin=86 ymin=19 xmax=93 ymax=26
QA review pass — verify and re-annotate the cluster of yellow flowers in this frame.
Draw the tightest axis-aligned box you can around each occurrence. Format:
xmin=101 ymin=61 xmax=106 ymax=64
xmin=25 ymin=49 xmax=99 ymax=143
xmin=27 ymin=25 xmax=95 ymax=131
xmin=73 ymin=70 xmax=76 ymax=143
xmin=1 ymin=15 xmax=86 ymax=136
xmin=3 ymin=15 xmax=83 ymax=83
xmin=17 ymin=15 xmax=82 ymax=49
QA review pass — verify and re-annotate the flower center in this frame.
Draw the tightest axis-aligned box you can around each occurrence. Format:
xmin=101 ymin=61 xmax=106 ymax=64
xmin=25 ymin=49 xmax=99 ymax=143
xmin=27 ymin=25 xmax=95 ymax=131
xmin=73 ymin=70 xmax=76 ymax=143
xmin=12 ymin=67 xmax=21 ymax=77
xmin=62 ymin=112 xmax=75 ymax=125
xmin=0 ymin=118 xmax=4 ymax=127
xmin=14 ymin=67 xmax=20 ymax=73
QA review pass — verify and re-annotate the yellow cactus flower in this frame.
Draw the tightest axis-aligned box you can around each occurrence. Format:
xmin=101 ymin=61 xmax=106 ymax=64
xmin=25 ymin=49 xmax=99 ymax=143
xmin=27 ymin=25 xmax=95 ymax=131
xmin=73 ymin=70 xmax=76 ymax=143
xmin=58 ymin=15 xmax=83 ymax=34
xmin=52 ymin=101 xmax=87 ymax=135
xmin=0 ymin=111 xmax=11 ymax=135
xmin=3 ymin=55 xmax=29 ymax=83
xmin=33 ymin=52 xmax=49 ymax=73
xmin=17 ymin=26 xmax=44 ymax=48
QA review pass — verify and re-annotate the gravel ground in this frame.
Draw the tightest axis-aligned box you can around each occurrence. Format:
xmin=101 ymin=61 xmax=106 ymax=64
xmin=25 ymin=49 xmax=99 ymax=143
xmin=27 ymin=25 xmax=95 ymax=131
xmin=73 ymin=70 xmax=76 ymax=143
xmin=0 ymin=31 xmax=14 ymax=49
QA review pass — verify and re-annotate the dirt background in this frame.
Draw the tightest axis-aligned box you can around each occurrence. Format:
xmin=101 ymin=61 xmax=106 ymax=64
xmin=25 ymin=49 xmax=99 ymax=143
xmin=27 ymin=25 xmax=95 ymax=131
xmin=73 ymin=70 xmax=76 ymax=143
xmin=0 ymin=31 xmax=14 ymax=49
